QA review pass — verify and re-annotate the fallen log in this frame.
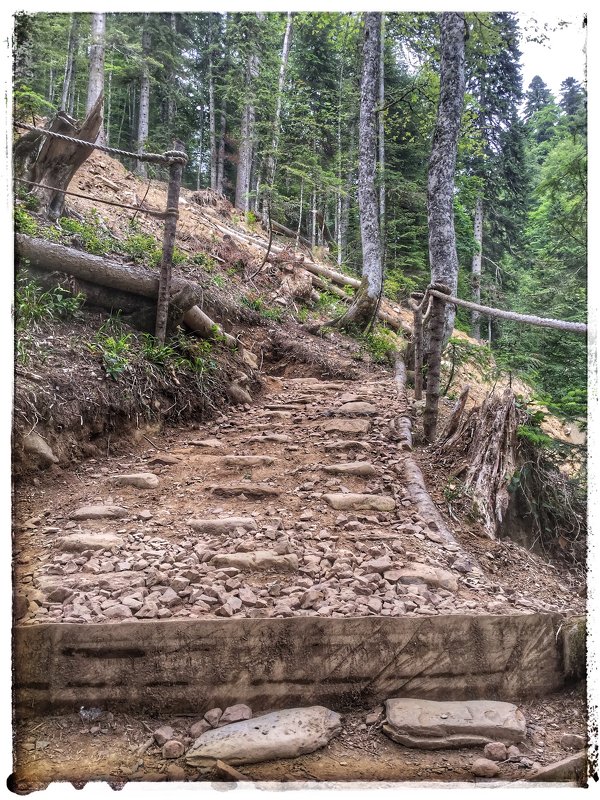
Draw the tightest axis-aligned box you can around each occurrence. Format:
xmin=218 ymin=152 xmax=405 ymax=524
xmin=388 ymin=351 xmax=413 ymax=451
xmin=15 ymin=234 xmax=240 ymax=350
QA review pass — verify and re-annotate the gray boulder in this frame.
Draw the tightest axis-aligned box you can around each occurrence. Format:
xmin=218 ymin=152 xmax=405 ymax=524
xmin=186 ymin=706 xmax=341 ymax=766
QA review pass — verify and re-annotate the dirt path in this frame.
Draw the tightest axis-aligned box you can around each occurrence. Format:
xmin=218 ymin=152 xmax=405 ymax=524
xmin=15 ymin=374 xmax=583 ymax=626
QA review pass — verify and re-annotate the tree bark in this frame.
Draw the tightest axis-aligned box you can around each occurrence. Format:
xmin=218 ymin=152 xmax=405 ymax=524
xmin=471 ymin=194 xmax=484 ymax=340
xmin=378 ymin=14 xmax=386 ymax=258
xmin=61 ymin=14 xmax=79 ymax=112
xmin=329 ymin=12 xmax=382 ymax=331
xmin=208 ymin=20 xmax=217 ymax=192
xmin=86 ymin=12 xmax=106 ymax=145
xmin=427 ymin=12 xmax=466 ymax=346
xmin=22 ymin=97 xmax=103 ymax=221
xmin=235 ymin=47 xmax=259 ymax=212
xmin=262 ymin=12 xmax=293 ymax=227
xmin=216 ymin=109 xmax=226 ymax=194
xmin=136 ymin=16 xmax=151 ymax=178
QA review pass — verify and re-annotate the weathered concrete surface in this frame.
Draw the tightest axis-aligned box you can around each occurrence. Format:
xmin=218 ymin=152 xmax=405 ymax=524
xmin=14 ymin=614 xmax=573 ymax=717
xmin=383 ymin=699 xmax=526 ymax=748
xmin=562 ymin=616 xmax=586 ymax=681
xmin=186 ymin=706 xmax=341 ymax=766
xmin=526 ymin=751 xmax=587 ymax=782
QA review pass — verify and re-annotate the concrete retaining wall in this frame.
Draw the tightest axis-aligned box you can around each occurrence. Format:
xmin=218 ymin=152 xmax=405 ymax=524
xmin=14 ymin=613 xmax=577 ymax=717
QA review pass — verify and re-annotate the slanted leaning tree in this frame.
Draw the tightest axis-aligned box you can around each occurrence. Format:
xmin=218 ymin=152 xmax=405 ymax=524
xmin=328 ymin=12 xmax=382 ymax=331
xmin=427 ymin=11 xmax=466 ymax=345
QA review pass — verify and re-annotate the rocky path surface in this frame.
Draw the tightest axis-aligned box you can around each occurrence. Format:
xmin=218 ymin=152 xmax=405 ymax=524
xmin=14 ymin=375 xmax=584 ymax=625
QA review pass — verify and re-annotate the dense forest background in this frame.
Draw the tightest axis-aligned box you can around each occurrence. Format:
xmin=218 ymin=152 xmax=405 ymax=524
xmin=13 ymin=11 xmax=587 ymax=420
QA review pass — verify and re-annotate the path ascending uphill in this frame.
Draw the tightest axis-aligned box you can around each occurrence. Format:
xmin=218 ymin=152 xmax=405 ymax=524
xmin=15 ymin=374 xmax=583 ymax=626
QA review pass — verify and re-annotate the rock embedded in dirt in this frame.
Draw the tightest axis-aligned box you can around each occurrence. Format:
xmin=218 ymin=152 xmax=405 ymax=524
xmin=206 ymin=483 xmax=281 ymax=498
xmin=471 ymin=758 xmax=500 ymax=778
xmin=324 ymin=440 xmax=371 ymax=452
xmin=154 ymin=725 xmax=175 ymax=746
xmin=56 ymin=532 xmax=123 ymax=552
xmin=211 ymin=552 xmax=298 ymax=571
xmin=204 ymin=708 xmax=223 ymax=728
xmin=484 ymin=742 xmax=508 ymax=761
xmin=221 ymin=455 xmax=276 ymax=468
xmin=111 ymin=473 xmax=160 ymax=489
xmin=383 ymin=699 xmax=526 ymax=749
xmin=147 ymin=454 xmax=180 ymax=466
xmin=323 ymin=493 xmax=395 ymax=512
xmin=322 ymin=462 xmax=377 ymax=477
xmin=560 ymin=733 xmax=585 ymax=750
xmin=322 ymin=419 xmax=371 ymax=436
xmin=165 ymin=764 xmax=186 ymax=781
xmin=394 ymin=564 xmax=459 ymax=592
xmin=186 ymin=706 xmax=341 ymax=767
xmin=23 ymin=431 xmax=59 ymax=466
xmin=190 ymin=719 xmax=212 ymax=738
xmin=70 ymin=505 xmax=128 ymax=521
xmin=248 ymin=433 xmax=292 ymax=443
xmin=219 ymin=704 xmax=252 ymax=726
xmin=188 ymin=517 xmax=257 ymax=535
xmin=162 ymin=740 xmax=185 ymax=759
xmin=338 ymin=402 xmax=378 ymax=415
xmin=103 ymin=604 xmax=133 ymax=619
xmin=365 ymin=706 xmax=384 ymax=726
xmin=190 ymin=438 xmax=223 ymax=448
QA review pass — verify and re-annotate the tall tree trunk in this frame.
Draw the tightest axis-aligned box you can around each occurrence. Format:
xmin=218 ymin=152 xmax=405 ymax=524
xmin=166 ymin=13 xmax=177 ymax=131
xmin=378 ymin=14 xmax=386 ymax=259
xmin=296 ymin=178 xmax=304 ymax=249
xmin=136 ymin=16 xmax=151 ymax=177
xmin=105 ymin=51 xmax=113 ymax=145
xmin=262 ymin=12 xmax=293 ymax=226
xmin=471 ymin=194 xmax=484 ymax=340
xmin=235 ymin=50 xmax=258 ymax=213
xmin=208 ymin=21 xmax=217 ymax=192
xmin=48 ymin=68 xmax=55 ymax=104
xmin=310 ymin=186 xmax=317 ymax=248
xmin=427 ymin=12 xmax=466 ymax=345
xmin=216 ymin=109 xmax=225 ymax=194
xmin=86 ymin=12 xmax=105 ymax=145
xmin=329 ymin=12 xmax=382 ymax=331
xmin=196 ymin=107 xmax=204 ymax=190
xmin=61 ymin=15 xmax=79 ymax=112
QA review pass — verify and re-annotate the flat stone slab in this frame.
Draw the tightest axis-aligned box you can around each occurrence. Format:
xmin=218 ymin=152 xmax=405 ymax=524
xmin=186 ymin=706 xmax=341 ymax=766
xmin=247 ymin=433 xmax=292 ymax=443
xmin=220 ymin=455 xmax=277 ymax=468
xmin=323 ymin=493 xmax=395 ymax=512
xmin=323 ymin=440 xmax=370 ymax=452
xmin=338 ymin=402 xmax=378 ymax=415
xmin=323 ymin=461 xmax=377 ymax=477
xmin=188 ymin=517 xmax=258 ymax=535
xmin=69 ymin=505 xmax=128 ymax=520
xmin=383 ymin=699 xmax=526 ymax=749
xmin=147 ymin=454 xmax=180 ymax=466
xmin=322 ymin=419 xmax=371 ymax=435
xmin=211 ymin=551 xmax=298 ymax=571
xmin=190 ymin=438 xmax=223 ymax=448
xmin=56 ymin=532 xmax=123 ymax=552
xmin=111 ymin=473 xmax=159 ymax=489
xmin=394 ymin=563 xmax=459 ymax=592
xmin=206 ymin=483 xmax=281 ymax=498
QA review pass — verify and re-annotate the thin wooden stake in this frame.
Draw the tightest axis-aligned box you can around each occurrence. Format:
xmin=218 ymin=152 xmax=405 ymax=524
xmin=155 ymin=139 xmax=187 ymax=344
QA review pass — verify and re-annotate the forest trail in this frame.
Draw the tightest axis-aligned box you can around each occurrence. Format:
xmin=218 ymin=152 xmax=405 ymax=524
xmin=15 ymin=373 xmax=582 ymax=627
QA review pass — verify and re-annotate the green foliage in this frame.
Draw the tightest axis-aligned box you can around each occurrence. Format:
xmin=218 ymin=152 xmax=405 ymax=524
xmin=15 ymin=276 xmax=84 ymax=330
xmin=355 ymin=325 xmax=397 ymax=364
xmin=89 ymin=319 xmax=132 ymax=380
xmin=120 ymin=232 xmax=162 ymax=265
xmin=57 ymin=213 xmax=115 ymax=256
xmin=190 ymin=252 xmax=216 ymax=270
xmin=14 ymin=207 xmax=39 ymax=235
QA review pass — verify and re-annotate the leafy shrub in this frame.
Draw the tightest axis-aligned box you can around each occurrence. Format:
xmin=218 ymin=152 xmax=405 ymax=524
xmin=58 ymin=214 xmax=114 ymax=256
xmin=120 ymin=232 xmax=162 ymax=265
xmin=15 ymin=276 xmax=84 ymax=329
xmin=191 ymin=252 xmax=216 ymax=270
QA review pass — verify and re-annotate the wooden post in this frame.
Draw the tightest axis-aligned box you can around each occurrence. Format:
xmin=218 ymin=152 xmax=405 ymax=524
xmin=423 ymin=282 xmax=451 ymax=443
xmin=409 ymin=291 xmax=424 ymax=400
xmin=155 ymin=140 xmax=187 ymax=344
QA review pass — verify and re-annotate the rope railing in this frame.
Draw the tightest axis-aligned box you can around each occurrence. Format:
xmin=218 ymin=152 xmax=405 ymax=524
xmin=411 ymin=282 xmax=587 ymax=444
xmin=14 ymin=121 xmax=188 ymax=165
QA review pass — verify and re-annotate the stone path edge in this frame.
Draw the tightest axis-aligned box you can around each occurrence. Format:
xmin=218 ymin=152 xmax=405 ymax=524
xmin=14 ymin=612 xmax=582 ymax=717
